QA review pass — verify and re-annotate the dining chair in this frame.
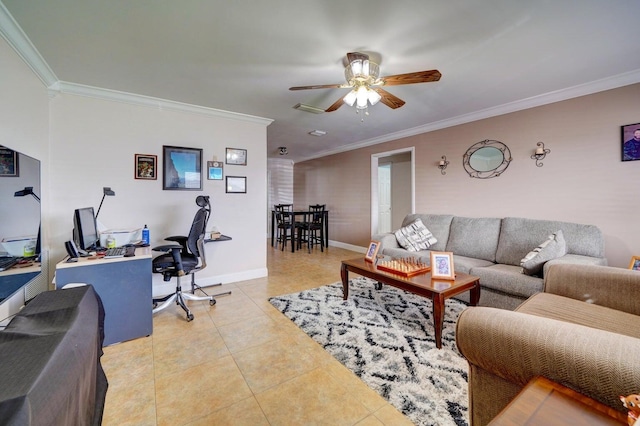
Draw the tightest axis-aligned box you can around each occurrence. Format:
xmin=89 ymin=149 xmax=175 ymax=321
xmin=274 ymin=204 xmax=294 ymax=251
xmin=296 ymin=204 xmax=326 ymax=253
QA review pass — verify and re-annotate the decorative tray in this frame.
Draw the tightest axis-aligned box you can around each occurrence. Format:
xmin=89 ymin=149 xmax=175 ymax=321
xmin=376 ymin=258 xmax=431 ymax=277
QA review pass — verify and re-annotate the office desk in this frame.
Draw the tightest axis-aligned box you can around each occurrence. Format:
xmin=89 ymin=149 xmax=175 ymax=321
xmin=55 ymin=247 xmax=152 ymax=346
xmin=270 ymin=210 xmax=329 ymax=252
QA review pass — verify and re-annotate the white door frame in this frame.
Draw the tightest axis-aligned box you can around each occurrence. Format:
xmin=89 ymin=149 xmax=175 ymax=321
xmin=371 ymin=147 xmax=415 ymax=236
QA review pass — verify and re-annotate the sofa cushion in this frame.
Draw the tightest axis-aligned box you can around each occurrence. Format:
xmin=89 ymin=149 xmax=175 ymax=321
xmin=401 ymin=214 xmax=453 ymax=252
xmin=469 ymin=264 xmax=545 ymax=299
xmin=520 ymin=230 xmax=567 ymax=276
xmin=517 ymin=293 xmax=640 ymax=339
xmin=451 ymin=254 xmax=495 ymax=274
xmin=495 ymin=217 xmax=604 ymax=266
xmin=394 ymin=218 xmax=437 ymax=252
xmin=445 ymin=216 xmax=502 ymax=262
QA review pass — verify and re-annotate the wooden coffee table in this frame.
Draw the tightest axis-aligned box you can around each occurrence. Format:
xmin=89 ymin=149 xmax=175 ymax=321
xmin=340 ymin=257 xmax=480 ymax=349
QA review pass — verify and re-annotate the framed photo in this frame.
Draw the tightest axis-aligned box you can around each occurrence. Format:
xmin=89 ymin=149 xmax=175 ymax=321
xmin=226 ymin=176 xmax=246 ymax=193
xmin=163 ymin=145 xmax=202 ymax=190
xmin=207 ymin=161 xmax=224 ymax=180
xmin=621 ymin=122 xmax=640 ymax=162
xmin=628 ymin=256 xmax=640 ymax=271
xmin=0 ymin=146 xmax=18 ymax=177
xmin=430 ymin=251 xmax=455 ymax=280
xmin=225 ymin=148 xmax=247 ymax=165
xmin=364 ymin=240 xmax=380 ymax=263
xmin=134 ymin=154 xmax=157 ymax=180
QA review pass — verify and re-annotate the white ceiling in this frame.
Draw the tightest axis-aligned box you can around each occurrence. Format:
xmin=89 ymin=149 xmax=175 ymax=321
xmin=3 ymin=0 xmax=640 ymax=162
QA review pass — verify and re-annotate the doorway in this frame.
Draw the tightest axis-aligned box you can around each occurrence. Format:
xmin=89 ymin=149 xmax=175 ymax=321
xmin=371 ymin=148 xmax=414 ymax=236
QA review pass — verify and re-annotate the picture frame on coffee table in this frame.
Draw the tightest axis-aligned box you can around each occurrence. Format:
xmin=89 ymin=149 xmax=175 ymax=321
xmin=629 ymin=255 xmax=640 ymax=271
xmin=365 ymin=240 xmax=379 ymax=263
xmin=430 ymin=251 xmax=455 ymax=280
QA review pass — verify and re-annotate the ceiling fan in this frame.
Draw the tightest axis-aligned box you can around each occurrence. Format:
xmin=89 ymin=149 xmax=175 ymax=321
xmin=289 ymin=52 xmax=441 ymax=114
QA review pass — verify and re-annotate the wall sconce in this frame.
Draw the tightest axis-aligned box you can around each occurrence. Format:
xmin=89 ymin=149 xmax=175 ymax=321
xmin=531 ymin=142 xmax=550 ymax=167
xmin=438 ymin=156 xmax=450 ymax=175
xmin=278 ymin=147 xmax=288 ymax=156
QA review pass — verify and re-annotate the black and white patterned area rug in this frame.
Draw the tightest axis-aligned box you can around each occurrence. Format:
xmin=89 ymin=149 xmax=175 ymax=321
xmin=269 ymin=277 xmax=469 ymax=426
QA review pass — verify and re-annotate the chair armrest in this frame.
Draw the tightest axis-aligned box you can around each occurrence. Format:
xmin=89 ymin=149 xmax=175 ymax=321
xmin=456 ymin=306 xmax=640 ymax=414
xmin=152 ymin=243 xmax=182 ymax=253
xmin=544 ymin=264 xmax=640 ymax=315
xmin=165 ymin=235 xmax=187 ymax=245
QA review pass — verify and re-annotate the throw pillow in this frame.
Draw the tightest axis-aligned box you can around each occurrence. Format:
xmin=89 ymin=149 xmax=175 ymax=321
xmin=394 ymin=218 xmax=437 ymax=252
xmin=520 ymin=230 xmax=567 ymax=276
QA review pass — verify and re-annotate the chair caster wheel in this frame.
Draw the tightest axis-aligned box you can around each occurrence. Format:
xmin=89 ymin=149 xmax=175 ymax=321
xmin=375 ymin=282 xmax=383 ymax=290
xmin=186 ymin=313 xmax=194 ymax=321
xmin=209 ymin=299 xmax=216 ymax=306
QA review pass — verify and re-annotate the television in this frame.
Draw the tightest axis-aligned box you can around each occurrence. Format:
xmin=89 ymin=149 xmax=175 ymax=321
xmin=73 ymin=207 xmax=99 ymax=251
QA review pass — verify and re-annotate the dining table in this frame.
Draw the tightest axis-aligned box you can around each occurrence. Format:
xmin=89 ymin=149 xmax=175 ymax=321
xmin=270 ymin=209 xmax=329 ymax=252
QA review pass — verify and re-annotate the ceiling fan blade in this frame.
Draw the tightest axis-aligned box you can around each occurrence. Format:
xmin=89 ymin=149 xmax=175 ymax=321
xmin=289 ymin=83 xmax=345 ymax=91
xmin=325 ymin=96 xmax=345 ymax=112
xmin=372 ymin=87 xmax=405 ymax=109
xmin=379 ymin=70 xmax=442 ymax=86
xmin=346 ymin=52 xmax=369 ymax=64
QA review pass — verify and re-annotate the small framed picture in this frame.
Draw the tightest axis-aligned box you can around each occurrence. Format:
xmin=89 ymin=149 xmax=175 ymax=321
xmin=622 ymin=122 xmax=640 ymax=161
xmin=207 ymin=161 xmax=223 ymax=180
xmin=365 ymin=240 xmax=380 ymax=263
xmin=163 ymin=145 xmax=202 ymax=190
xmin=225 ymin=148 xmax=247 ymax=165
xmin=134 ymin=154 xmax=157 ymax=180
xmin=226 ymin=176 xmax=246 ymax=193
xmin=628 ymin=256 xmax=640 ymax=271
xmin=0 ymin=146 xmax=19 ymax=177
xmin=430 ymin=251 xmax=455 ymax=280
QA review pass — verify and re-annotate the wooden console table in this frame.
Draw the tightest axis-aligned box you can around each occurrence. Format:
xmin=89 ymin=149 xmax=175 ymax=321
xmin=488 ymin=376 xmax=627 ymax=425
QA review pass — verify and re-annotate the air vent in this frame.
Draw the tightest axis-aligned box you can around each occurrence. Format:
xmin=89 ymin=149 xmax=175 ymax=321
xmin=309 ymin=130 xmax=327 ymax=137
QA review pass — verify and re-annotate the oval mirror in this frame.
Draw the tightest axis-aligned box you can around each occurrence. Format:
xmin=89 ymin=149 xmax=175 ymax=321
xmin=463 ymin=140 xmax=512 ymax=179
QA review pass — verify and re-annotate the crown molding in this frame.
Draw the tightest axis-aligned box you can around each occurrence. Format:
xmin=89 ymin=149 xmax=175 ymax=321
xmin=0 ymin=2 xmax=57 ymax=86
xmin=0 ymin=3 xmax=272 ymax=126
xmin=48 ymin=81 xmax=273 ymax=126
xmin=296 ymin=69 xmax=640 ymax=163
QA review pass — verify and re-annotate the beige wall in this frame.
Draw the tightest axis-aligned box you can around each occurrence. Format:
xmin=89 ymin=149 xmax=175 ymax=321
xmin=294 ymin=83 xmax=640 ymax=268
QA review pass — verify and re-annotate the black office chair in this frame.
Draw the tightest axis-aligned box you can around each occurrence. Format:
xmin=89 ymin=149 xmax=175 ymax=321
xmin=151 ymin=195 xmax=231 ymax=321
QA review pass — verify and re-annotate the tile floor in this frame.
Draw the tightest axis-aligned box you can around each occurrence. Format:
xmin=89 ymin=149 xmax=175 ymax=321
xmin=101 ymin=244 xmax=414 ymax=426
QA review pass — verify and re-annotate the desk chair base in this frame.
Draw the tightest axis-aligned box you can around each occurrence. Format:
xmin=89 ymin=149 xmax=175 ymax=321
xmin=153 ymin=280 xmax=217 ymax=322
xmin=190 ymin=276 xmax=232 ymax=300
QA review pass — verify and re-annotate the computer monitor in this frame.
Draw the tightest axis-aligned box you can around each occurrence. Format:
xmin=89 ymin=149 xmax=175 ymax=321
xmin=73 ymin=207 xmax=99 ymax=251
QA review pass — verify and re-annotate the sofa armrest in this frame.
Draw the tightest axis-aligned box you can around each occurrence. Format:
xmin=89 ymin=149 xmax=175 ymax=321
xmin=544 ymin=264 xmax=640 ymax=315
xmin=456 ymin=307 xmax=640 ymax=416
xmin=371 ymin=232 xmax=399 ymax=252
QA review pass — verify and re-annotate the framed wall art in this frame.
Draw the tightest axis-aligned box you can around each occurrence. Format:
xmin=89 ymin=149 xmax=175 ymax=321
xmin=225 ymin=176 xmax=246 ymax=193
xmin=225 ymin=148 xmax=247 ymax=165
xmin=207 ymin=161 xmax=224 ymax=180
xmin=622 ymin=122 xmax=640 ymax=162
xmin=134 ymin=154 xmax=157 ymax=180
xmin=430 ymin=251 xmax=455 ymax=280
xmin=163 ymin=145 xmax=202 ymax=190
xmin=0 ymin=145 xmax=18 ymax=177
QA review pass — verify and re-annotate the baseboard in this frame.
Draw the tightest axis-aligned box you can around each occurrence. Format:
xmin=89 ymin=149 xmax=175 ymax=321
xmin=328 ymin=240 xmax=368 ymax=254
xmin=152 ymin=267 xmax=268 ymax=297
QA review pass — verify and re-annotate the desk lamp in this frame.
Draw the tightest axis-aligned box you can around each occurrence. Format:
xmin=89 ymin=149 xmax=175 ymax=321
xmin=14 ymin=186 xmax=41 ymax=260
xmin=95 ymin=187 xmax=115 ymax=220
xmin=14 ymin=186 xmax=40 ymax=202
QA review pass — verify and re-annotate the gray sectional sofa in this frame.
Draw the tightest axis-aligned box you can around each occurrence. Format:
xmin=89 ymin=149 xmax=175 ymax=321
xmin=372 ymin=214 xmax=607 ymax=310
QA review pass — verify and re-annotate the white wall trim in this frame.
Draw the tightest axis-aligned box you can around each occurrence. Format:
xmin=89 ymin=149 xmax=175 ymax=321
xmin=329 ymin=240 xmax=367 ymax=254
xmin=0 ymin=2 xmax=58 ymax=87
xmin=297 ymin=69 xmax=640 ymax=163
xmin=152 ymin=267 xmax=268 ymax=297
xmin=48 ymin=81 xmax=274 ymax=125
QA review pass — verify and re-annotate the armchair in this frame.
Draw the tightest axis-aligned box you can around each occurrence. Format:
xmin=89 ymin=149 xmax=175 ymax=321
xmin=152 ymin=195 xmax=230 ymax=321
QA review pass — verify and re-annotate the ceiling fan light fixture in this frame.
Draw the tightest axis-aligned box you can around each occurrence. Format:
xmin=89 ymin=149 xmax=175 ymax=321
xmin=343 ymin=89 xmax=357 ymax=106
xmin=356 ymin=86 xmax=369 ymax=108
xmin=367 ymin=88 xmax=382 ymax=106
